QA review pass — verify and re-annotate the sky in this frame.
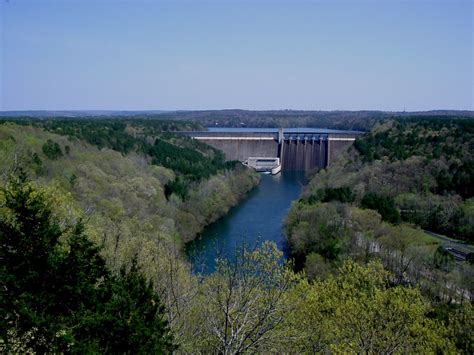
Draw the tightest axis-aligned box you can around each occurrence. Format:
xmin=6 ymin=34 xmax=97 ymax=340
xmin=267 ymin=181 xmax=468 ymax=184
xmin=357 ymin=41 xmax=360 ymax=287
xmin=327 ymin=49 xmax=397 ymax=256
xmin=0 ymin=0 xmax=472 ymax=111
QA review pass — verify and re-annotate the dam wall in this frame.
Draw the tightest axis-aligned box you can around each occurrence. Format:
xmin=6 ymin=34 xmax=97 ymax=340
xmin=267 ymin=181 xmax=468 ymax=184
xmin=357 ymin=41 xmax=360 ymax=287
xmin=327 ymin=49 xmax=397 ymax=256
xmin=180 ymin=129 xmax=363 ymax=171
xmin=202 ymin=139 xmax=279 ymax=161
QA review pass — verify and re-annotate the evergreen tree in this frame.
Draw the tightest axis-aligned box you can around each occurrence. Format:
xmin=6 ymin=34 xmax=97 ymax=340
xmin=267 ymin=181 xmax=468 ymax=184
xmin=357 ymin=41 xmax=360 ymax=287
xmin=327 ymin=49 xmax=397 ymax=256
xmin=361 ymin=192 xmax=401 ymax=224
xmin=0 ymin=172 xmax=175 ymax=353
xmin=42 ymin=139 xmax=63 ymax=159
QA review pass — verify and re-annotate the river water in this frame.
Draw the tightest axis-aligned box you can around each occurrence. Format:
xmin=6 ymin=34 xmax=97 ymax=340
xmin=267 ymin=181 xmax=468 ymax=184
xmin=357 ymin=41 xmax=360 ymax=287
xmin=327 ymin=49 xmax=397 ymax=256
xmin=186 ymin=171 xmax=306 ymax=273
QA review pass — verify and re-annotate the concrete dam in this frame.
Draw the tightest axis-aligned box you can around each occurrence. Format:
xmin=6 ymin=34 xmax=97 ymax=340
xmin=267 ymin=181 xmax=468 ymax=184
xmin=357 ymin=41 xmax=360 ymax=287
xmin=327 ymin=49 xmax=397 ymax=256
xmin=180 ymin=128 xmax=364 ymax=171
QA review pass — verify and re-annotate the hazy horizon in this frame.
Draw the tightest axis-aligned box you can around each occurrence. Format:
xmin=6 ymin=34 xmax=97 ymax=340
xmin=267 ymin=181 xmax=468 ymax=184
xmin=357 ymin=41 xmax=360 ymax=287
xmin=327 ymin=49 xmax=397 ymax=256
xmin=1 ymin=0 xmax=473 ymax=111
xmin=1 ymin=109 xmax=473 ymax=114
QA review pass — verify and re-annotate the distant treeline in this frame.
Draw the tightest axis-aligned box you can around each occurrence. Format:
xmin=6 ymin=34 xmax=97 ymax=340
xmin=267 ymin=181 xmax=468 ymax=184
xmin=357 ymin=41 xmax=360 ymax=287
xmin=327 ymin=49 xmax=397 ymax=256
xmin=1 ymin=110 xmax=472 ymax=131
xmin=154 ymin=110 xmax=472 ymax=131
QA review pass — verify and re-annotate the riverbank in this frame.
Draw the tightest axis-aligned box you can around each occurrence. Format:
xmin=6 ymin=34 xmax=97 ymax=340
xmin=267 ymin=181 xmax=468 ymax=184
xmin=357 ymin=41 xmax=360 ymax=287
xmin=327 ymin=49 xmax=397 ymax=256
xmin=176 ymin=165 xmax=260 ymax=243
xmin=187 ymin=171 xmax=306 ymax=273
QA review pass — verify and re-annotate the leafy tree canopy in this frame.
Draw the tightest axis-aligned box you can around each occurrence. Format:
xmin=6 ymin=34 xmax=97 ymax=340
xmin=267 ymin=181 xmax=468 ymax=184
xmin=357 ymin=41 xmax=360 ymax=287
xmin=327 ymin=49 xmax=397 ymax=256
xmin=0 ymin=172 xmax=175 ymax=353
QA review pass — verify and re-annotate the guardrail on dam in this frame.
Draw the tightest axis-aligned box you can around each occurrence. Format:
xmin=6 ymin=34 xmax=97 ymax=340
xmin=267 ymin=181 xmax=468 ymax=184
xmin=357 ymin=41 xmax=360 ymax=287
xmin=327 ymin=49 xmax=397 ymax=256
xmin=179 ymin=128 xmax=364 ymax=171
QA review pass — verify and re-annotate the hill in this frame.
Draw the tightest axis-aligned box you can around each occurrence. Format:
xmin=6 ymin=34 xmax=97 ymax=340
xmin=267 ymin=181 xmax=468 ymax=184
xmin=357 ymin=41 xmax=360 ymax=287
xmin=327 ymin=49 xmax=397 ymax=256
xmin=285 ymin=117 xmax=474 ymax=302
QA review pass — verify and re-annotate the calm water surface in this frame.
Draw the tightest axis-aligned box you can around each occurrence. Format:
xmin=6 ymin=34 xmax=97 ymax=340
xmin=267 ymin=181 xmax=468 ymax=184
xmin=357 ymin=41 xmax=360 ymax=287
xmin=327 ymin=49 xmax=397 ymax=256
xmin=207 ymin=127 xmax=363 ymax=134
xmin=186 ymin=171 xmax=306 ymax=273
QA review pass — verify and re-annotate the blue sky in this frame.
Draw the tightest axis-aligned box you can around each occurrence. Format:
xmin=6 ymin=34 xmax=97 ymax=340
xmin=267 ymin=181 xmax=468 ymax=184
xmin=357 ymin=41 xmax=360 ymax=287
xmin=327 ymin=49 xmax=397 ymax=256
xmin=1 ymin=0 xmax=472 ymax=111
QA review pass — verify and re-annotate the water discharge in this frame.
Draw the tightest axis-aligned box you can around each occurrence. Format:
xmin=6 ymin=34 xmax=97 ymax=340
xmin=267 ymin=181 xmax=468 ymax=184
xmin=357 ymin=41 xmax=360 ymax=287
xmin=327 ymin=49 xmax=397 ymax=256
xmin=186 ymin=171 xmax=306 ymax=273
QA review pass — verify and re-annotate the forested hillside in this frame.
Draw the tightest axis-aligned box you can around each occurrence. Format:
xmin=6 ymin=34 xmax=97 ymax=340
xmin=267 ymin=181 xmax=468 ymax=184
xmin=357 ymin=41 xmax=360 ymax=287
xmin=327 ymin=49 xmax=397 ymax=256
xmin=1 ymin=173 xmax=175 ymax=352
xmin=302 ymin=118 xmax=474 ymax=240
xmin=9 ymin=118 xmax=239 ymax=200
xmin=2 ymin=173 xmax=467 ymax=353
xmin=1 ymin=118 xmax=473 ymax=353
xmin=285 ymin=118 xmax=474 ymax=335
xmin=0 ymin=120 xmax=260 ymax=351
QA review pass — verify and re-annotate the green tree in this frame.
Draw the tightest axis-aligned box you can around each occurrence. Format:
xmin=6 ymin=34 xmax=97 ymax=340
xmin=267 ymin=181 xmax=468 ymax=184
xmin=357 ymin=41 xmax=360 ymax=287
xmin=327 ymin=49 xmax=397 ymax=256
xmin=42 ymin=139 xmax=63 ymax=159
xmin=446 ymin=303 xmax=474 ymax=354
xmin=283 ymin=260 xmax=453 ymax=353
xmin=308 ymin=186 xmax=355 ymax=204
xmin=0 ymin=172 xmax=174 ymax=353
xmin=284 ymin=201 xmax=349 ymax=269
xmin=361 ymin=192 xmax=401 ymax=224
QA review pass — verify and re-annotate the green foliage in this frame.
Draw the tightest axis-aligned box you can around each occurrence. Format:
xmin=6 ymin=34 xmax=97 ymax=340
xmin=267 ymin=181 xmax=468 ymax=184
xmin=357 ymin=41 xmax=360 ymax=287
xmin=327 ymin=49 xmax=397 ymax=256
xmin=284 ymin=260 xmax=453 ymax=353
xmin=433 ymin=246 xmax=455 ymax=271
xmin=173 ymin=165 xmax=260 ymax=242
xmin=396 ymin=193 xmax=471 ymax=241
xmin=307 ymin=186 xmax=354 ymax=204
xmin=435 ymin=160 xmax=474 ymax=198
xmin=1 ymin=117 xmax=470 ymax=352
xmin=0 ymin=173 xmax=175 ymax=353
xmin=354 ymin=118 xmax=474 ymax=198
xmin=467 ymin=253 xmax=474 ymax=264
xmin=31 ymin=152 xmax=44 ymax=174
xmin=148 ymin=138 xmax=237 ymax=184
xmin=139 ymin=110 xmax=472 ymax=131
xmin=430 ymin=303 xmax=474 ymax=354
xmin=36 ymin=119 xmax=202 ymax=154
xmin=303 ymin=252 xmax=333 ymax=279
xmin=164 ymin=176 xmax=188 ymax=200
xmin=42 ymin=139 xmax=63 ymax=159
xmin=446 ymin=303 xmax=474 ymax=354
xmin=288 ymin=187 xmax=474 ymax=304
xmin=355 ymin=118 xmax=474 ymax=161
xmin=285 ymin=118 xmax=473 ymax=353
xmin=0 ymin=123 xmax=260 ymax=350
xmin=284 ymin=201 xmax=349 ymax=269
xmin=0 ymin=122 xmax=258 ymax=267
xmin=33 ymin=119 xmax=239 ymax=198
xmin=70 ymin=259 xmax=175 ymax=354
xmin=68 ymin=173 xmax=77 ymax=188
xmin=50 ymin=120 xmax=139 ymax=153
xmin=361 ymin=192 xmax=401 ymax=224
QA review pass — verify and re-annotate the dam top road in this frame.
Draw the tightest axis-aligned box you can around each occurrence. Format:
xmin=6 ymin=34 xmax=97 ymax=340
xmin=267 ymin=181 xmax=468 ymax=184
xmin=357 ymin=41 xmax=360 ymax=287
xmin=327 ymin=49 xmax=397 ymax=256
xmin=179 ymin=127 xmax=364 ymax=171
xmin=206 ymin=127 xmax=363 ymax=134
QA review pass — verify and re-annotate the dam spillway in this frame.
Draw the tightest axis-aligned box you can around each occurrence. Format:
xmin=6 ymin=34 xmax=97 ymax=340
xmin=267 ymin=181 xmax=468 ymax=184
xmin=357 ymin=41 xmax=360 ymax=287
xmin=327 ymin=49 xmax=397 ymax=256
xmin=179 ymin=128 xmax=364 ymax=171
xmin=281 ymin=137 xmax=328 ymax=171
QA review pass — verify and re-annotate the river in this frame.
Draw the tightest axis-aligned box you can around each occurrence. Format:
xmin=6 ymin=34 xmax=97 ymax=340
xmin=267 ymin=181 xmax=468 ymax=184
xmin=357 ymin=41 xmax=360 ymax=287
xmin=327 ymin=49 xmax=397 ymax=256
xmin=186 ymin=171 xmax=306 ymax=273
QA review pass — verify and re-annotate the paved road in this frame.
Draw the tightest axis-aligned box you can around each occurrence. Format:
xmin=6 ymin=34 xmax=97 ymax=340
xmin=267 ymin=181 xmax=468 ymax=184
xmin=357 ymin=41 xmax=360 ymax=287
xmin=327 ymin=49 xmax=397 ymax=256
xmin=424 ymin=230 xmax=474 ymax=257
